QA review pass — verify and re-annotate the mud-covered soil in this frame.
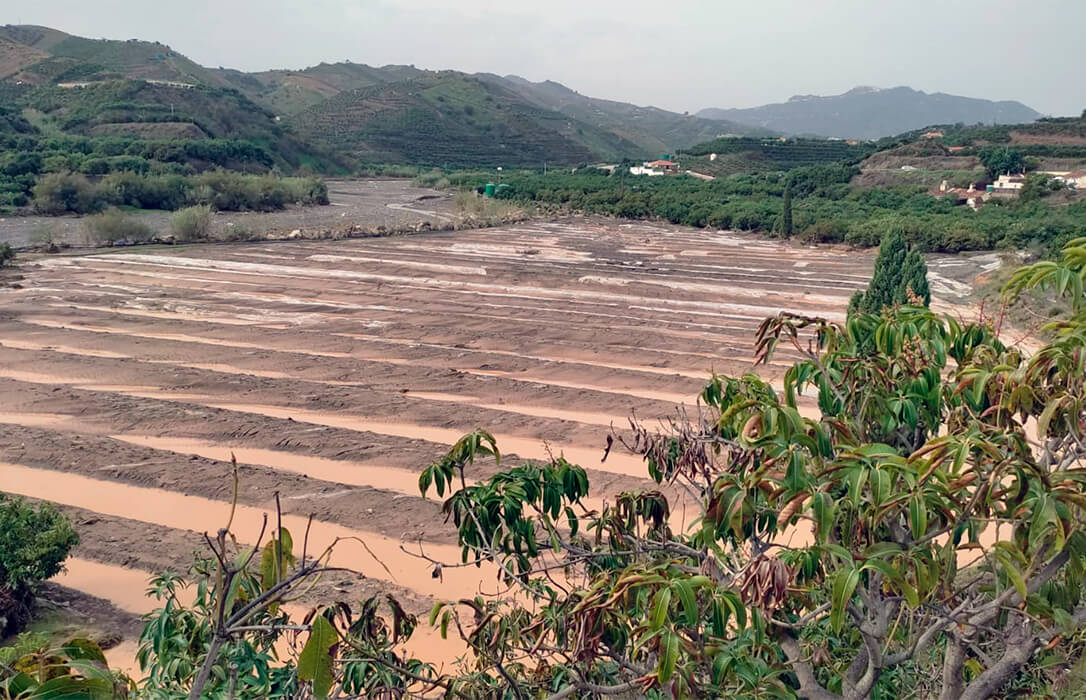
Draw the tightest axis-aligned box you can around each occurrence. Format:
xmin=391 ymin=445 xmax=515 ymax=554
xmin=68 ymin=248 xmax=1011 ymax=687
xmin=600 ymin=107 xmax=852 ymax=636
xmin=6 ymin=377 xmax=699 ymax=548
xmin=0 ymin=217 xmax=991 ymax=666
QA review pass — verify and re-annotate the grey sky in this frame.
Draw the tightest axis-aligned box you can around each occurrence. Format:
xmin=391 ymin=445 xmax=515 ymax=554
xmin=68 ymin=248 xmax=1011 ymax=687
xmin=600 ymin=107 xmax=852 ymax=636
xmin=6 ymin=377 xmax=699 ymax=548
xmin=12 ymin=0 xmax=1085 ymax=116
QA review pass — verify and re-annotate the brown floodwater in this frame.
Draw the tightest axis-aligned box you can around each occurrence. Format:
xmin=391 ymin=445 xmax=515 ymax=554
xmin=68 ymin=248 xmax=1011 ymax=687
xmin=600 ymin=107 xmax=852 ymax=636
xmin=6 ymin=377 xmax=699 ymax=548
xmin=111 ymin=435 xmax=428 ymax=497
xmin=403 ymin=391 xmax=629 ymax=427
xmin=0 ymin=461 xmax=493 ymax=600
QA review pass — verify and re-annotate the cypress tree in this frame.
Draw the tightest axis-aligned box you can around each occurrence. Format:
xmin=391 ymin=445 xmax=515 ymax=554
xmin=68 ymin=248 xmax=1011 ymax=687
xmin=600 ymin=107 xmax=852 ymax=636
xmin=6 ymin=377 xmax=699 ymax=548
xmin=849 ymin=230 xmax=931 ymax=314
xmin=897 ymin=249 xmax=931 ymax=306
xmin=856 ymin=229 xmax=907 ymax=313
xmin=779 ymin=181 xmax=794 ymax=236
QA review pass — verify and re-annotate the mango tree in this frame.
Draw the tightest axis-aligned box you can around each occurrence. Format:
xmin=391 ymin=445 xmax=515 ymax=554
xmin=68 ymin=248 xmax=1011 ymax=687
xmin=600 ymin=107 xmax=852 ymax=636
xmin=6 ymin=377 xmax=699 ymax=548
xmin=407 ymin=238 xmax=1086 ymax=699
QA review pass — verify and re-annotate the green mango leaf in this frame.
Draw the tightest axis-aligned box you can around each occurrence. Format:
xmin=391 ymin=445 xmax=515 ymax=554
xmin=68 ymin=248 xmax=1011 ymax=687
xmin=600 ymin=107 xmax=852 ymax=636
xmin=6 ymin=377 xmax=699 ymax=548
xmin=812 ymin=492 xmax=835 ymax=542
xmin=650 ymin=588 xmax=672 ymax=632
xmin=657 ymin=630 xmax=679 ymax=683
xmin=830 ymin=567 xmax=860 ymax=632
xmin=298 ymin=614 xmax=338 ymax=698
xmin=23 ymin=676 xmax=114 ymax=700
xmin=1038 ymin=397 xmax=1063 ymax=439
xmin=673 ymin=580 xmax=698 ymax=627
xmin=428 ymin=601 xmax=445 ymax=627
xmin=909 ymin=495 xmax=928 ymax=541
xmin=60 ymin=638 xmax=107 ymax=665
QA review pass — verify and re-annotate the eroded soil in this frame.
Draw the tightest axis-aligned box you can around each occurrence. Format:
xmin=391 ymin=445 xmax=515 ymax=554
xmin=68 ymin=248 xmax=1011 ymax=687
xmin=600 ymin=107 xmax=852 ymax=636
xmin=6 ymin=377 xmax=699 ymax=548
xmin=0 ymin=217 xmax=988 ymax=666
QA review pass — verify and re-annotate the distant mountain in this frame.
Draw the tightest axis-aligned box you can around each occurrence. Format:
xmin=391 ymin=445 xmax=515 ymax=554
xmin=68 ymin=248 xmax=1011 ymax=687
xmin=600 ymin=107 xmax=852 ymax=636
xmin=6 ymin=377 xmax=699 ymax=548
xmin=699 ymin=86 xmax=1042 ymax=140
xmin=478 ymin=75 xmax=773 ymax=156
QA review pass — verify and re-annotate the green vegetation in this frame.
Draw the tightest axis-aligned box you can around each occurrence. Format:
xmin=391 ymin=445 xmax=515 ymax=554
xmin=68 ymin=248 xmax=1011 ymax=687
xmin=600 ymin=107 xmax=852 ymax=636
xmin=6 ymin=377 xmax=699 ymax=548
xmin=468 ymin=166 xmax=1086 ymax=254
xmin=848 ymin=230 xmax=930 ymax=313
xmin=978 ymin=145 xmax=1031 ymax=177
xmin=686 ymin=136 xmax=871 ymax=166
xmin=292 ymin=73 xmax=634 ymax=167
xmin=0 ymin=635 xmax=129 ymax=699
xmin=0 ymin=242 xmax=13 ymax=267
xmin=0 ymin=496 xmax=79 ymax=636
xmin=85 ymin=207 xmax=154 ymax=243
xmin=169 ymin=204 xmax=212 ymax=241
xmin=778 ymin=178 xmax=794 ymax=234
xmin=30 ymin=170 xmax=326 ymax=215
xmin=0 ymin=76 xmax=347 ymax=213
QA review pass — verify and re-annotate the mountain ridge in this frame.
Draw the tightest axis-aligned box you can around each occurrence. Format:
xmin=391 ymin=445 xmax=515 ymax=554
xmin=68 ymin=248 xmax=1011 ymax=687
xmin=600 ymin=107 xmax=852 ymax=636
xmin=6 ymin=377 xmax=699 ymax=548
xmin=699 ymin=85 xmax=1041 ymax=140
xmin=0 ymin=23 xmax=773 ymax=164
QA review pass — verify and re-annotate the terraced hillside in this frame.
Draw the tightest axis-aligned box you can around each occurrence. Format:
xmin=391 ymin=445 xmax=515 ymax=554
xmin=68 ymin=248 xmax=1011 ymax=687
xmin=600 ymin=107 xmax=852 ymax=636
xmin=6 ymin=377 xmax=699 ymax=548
xmin=216 ymin=62 xmax=426 ymax=116
xmin=0 ymin=218 xmax=986 ymax=669
xmin=291 ymin=73 xmax=645 ymax=166
xmin=0 ymin=24 xmax=229 ymax=87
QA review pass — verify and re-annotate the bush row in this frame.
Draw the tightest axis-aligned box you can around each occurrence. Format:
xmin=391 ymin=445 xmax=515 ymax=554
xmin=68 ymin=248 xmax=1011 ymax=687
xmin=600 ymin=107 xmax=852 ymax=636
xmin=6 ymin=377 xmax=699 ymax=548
xmin=31 ymin=171 xmax=329 ymax=214
xmin=458 ymin=169 xmax=1086 ymax=255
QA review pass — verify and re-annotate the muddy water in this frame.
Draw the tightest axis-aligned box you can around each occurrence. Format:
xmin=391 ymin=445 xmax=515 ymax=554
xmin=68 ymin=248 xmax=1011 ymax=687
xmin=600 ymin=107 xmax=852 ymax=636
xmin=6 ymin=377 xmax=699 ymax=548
xmin=336 ymin=333 xmax=713 ymax=380
xmin=208 ymin=402 xmax=644 ymax=477
xmin=0 ymin=339 xmax=129 ymax=359
xmin=57 ymin=559 xmax=468 ymax=676
xmin=403 ymin=391 xmax=631 ymax=428
xmin=55 ymin=557 xmax=187 ymax=615
xmin=0 ymin=411 xmax=75 ymax=429
xmin=1 ymin=462 xmax=493 ymax=600
xmin=459 ymin=368 xmax=696 ymax=405
xmin=22 ymin=318 xmax=353 ymax=358
xmin=112 ymin=435 xmax=427 ymax=497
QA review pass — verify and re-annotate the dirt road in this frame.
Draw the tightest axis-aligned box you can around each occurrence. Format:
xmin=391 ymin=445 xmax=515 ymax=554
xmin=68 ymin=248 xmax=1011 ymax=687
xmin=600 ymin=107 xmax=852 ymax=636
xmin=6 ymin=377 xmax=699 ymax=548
xmin=0 ymin=217 xmax=988 ymax=663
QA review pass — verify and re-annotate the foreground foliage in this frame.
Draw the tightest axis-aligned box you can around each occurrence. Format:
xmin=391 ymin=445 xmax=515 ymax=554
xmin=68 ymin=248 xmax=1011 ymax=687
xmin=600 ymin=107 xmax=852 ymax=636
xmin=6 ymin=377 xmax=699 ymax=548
xmin=0 ymin=496 xmax=78 ymax=637
xmin=0 ymin=636 xmax=130 ymax=700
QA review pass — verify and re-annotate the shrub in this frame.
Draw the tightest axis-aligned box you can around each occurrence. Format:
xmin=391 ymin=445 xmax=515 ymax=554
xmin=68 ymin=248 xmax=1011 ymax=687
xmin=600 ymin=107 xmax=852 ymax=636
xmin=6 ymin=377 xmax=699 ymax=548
xmin=0 ymin=243 xmax=13 ymax=267
xmin=32 ymin=171 xmax=99 ymax=214
xmin=0 ymin=495 xmax=78 ymax=635
xmin=99 ymin=171 xmax=189 ymax=210
xmin=170 ymin=204 xmax=212 ymax=241
xmin=85 ymin=208 xmax=154 ymax=243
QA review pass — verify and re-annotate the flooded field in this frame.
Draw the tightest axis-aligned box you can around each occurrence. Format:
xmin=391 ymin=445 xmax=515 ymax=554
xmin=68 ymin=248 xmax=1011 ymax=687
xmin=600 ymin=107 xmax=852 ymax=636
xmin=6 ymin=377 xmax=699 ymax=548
xmin=0 ymin=217 xmax=984 ymax=662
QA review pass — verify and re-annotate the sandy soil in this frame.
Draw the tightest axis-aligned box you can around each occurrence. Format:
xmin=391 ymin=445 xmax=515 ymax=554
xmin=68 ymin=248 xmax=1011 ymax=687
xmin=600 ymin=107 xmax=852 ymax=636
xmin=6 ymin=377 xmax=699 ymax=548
xmin=0 ymin=217 xmax=992 ymax=668
xmin=0 ymin=179 xmax=457 ymax=250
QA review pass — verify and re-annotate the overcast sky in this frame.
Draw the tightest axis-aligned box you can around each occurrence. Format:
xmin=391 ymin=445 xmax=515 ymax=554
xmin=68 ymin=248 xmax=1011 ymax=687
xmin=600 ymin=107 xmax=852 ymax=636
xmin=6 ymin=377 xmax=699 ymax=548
xmin=12 ymin=0 xmax=1085 ymax=116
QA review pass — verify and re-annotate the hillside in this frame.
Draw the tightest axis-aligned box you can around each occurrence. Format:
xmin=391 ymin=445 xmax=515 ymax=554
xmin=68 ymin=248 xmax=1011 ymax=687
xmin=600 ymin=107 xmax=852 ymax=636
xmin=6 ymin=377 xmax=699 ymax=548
xmin=215 ymin=62 xmax=425 ymax=116
xmin=0 ymin=34 xmax=48 ymax=79
xmin=290 ymin=72 xmax=647 ymax=166
xmin=0 ymin=26 xmax=346 ymax=172
xmin=678 ymin=136 xmax=872 ymax=177
xmin=700 ymin=86 xmax=1042 ymax=140
xmin=0 ymin=24 xmax=230 ymax=87
xmin=235 ymin=67 xmax=769 ymax=159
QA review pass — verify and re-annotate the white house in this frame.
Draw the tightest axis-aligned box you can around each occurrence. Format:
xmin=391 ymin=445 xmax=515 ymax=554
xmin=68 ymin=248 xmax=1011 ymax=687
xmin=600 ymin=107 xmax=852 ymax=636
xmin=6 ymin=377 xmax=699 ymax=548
xmin=988 ymin=174 xmax=1026 ymax=197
